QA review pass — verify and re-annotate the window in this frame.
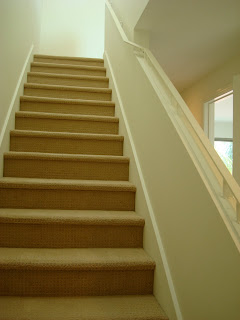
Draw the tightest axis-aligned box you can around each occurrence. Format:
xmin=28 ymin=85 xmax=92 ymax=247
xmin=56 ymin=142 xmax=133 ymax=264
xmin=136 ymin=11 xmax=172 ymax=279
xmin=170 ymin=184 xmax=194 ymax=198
xmin=214 ymin=139 xmax=233 ymax=173
xmin=204 ymin=92 xmax=233 ymax=173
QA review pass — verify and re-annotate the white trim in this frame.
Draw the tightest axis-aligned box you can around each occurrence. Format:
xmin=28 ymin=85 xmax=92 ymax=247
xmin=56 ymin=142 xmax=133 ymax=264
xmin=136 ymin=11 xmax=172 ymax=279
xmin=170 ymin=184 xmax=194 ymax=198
xmin=210 ymin=90 xmax=233 ymax=104
xmin=0 ymin=45 xmax=34 ymax=148
xmin=233 ymin=75 xmax=240 ymax=187
xmin=208 ymin=101 xmax=215 ymax=145
xmin=203 ymin=102 xmax=209 ymax=137
xmin=104 ymin=50 xmax=183 ymax=320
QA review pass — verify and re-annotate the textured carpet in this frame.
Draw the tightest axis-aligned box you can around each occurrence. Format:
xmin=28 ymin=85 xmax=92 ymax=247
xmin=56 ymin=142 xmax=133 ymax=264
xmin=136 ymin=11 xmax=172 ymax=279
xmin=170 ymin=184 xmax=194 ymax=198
xmin=0 ymin=54 xmax=168 ymax=319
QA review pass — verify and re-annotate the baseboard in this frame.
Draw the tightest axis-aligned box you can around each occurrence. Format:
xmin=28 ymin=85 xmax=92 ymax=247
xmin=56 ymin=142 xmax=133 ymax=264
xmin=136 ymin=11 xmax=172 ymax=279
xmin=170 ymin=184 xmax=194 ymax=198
xmin=104 ymin=51 xmax=182 ymax=320
xmin=0 ymin=45 xmax=34 ymax=177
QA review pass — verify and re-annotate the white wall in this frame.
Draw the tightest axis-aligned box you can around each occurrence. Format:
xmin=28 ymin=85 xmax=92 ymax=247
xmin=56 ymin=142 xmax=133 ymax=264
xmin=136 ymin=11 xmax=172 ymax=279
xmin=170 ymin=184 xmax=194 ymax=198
xmin=40 ymin=0 xmax=105 ymax=58
xmin=0 ymin=0 xmax=42 ymax=132
xmin=0 ymin=0 xmax=43 ymax=175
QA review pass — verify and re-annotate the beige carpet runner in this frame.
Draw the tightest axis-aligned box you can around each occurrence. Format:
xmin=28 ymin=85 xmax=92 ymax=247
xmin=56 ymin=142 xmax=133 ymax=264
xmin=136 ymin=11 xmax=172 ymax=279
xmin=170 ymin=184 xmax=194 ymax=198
xmin=0 ymin=54 xmax=168 ymax=319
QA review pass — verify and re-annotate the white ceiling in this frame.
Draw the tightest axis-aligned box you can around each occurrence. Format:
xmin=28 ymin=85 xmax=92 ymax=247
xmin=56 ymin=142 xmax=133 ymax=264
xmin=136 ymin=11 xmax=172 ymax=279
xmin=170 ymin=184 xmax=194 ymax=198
xmin=136 ymin=0 xmax=240 ymax=92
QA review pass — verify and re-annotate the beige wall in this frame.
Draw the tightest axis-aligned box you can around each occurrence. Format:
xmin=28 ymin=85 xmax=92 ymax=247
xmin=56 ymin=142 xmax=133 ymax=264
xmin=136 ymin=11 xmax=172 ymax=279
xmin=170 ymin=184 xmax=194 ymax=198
xmin=0 ymin=0 xmax=42 ymax=132
xmin=181 ymin=54 xmax=240 ymax=127
xmin=40 ymin=0 xmax=105 ymax=58
xmin=110 ymin=0 xmax=149 ymax=41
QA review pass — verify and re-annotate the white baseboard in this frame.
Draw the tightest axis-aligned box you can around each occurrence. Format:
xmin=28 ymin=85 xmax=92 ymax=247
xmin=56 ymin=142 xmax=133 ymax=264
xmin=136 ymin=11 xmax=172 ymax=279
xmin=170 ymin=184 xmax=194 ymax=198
xmin=104 ymin=50 xmax=182 ymax=320
xmin=0 ymin=45 xmax=34 ymax=177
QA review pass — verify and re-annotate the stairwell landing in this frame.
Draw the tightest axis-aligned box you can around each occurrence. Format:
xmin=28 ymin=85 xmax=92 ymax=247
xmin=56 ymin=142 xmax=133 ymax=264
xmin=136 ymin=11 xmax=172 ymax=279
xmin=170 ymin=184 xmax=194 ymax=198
xmin=0 ymin=54 xmax=167 ymax=320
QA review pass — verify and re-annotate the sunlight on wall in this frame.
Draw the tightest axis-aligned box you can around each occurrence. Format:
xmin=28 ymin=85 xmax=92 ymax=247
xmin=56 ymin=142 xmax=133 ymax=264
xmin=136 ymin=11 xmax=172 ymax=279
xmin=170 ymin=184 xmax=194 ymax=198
xmin=39 ymin=0 xmax=105 ymax=58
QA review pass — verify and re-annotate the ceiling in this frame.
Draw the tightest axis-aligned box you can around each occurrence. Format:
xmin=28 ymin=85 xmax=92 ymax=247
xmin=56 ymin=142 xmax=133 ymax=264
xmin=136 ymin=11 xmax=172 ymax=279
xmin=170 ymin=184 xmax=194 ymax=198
xmin=136 ymin=0 xmax=240 ymax=92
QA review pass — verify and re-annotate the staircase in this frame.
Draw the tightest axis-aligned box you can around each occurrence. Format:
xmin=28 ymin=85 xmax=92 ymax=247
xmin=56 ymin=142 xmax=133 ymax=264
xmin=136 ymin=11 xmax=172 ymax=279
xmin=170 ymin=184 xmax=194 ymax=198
xmin=0 ymin=54 xmax=167 ymax=319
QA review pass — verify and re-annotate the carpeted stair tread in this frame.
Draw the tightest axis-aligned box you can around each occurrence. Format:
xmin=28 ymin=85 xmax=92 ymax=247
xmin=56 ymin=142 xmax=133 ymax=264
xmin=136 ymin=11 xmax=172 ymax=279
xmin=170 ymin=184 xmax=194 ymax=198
xmin=24 ymin=83 xmax=112 ymax=93
xmin=0 ymin=177 xmax=136 ymax=191
xmin=0 ymin=179 xmax=135 ymax=210
xmin=20 ymin=95 xmax=115 ymax=107
xmin=0 ymin=295 xmax=168 ymax=320
xmin=34 ymin=54 xmax=104 ymax=63
xmin=0 ymin=53 xmax=167 ymax=317
xmin=0 ymin=248 xmax=154 ymax=270
xmin=10 ymin=130 xmax=123 ymax=156
xmin=28 ymin=72 xmax=108 ymax=82
xmin=31 ymin=62 xmax=106 ymax=76
xmin=15 ymin=111 xmax=118 ymax=122
xmin=20 ymin=96 xmax=115 ymax=116
xmin=24 ymin=83 xmax=111 ymax=101
xmin=15 ymin=111 xmax=119 ymax=134
xmin=0 ymin=209 xmax=144 ymax=226
xmin=28 ymin=72 xmax=109 ymax=88
xmin=11 ymin=130 xmax=123 ymax=141
xmin=4 ymin=152 xmax=129 ymax=181
xmin=4 ymin=151 xmax=128 ymax=163
xmin=31 ymin=62 xmax=106 ymax=72
xmin=0 ymin=209 xmax=143 ymax=248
